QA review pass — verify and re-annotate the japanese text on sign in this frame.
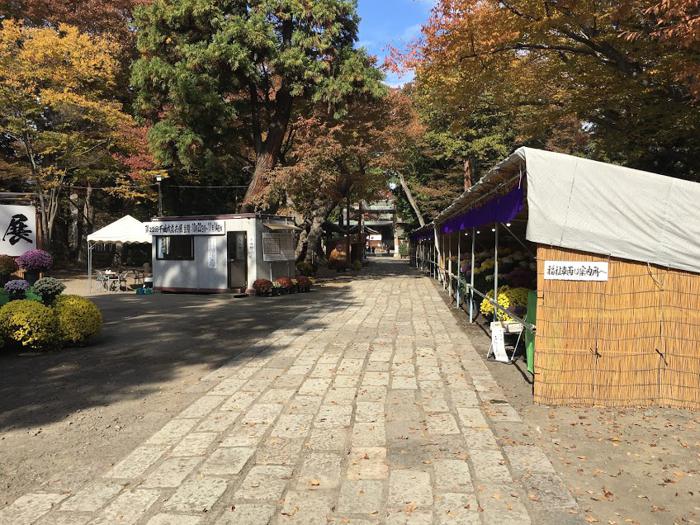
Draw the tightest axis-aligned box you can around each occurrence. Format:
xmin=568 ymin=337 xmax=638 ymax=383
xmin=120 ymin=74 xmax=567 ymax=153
xmin=0 ymin=205 xmax=36 ymax=256
xmin=544 ymin=261 xmax=609 ymax=281
xmin=144 ymin=220 xmax=226 ymax=236
xmin=490 ymin=322 xmax=509 ymax=362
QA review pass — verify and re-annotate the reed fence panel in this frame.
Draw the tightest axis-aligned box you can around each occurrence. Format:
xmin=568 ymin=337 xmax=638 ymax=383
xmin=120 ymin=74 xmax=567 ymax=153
xmin=534 ymin=246 xmax=700 ymax=409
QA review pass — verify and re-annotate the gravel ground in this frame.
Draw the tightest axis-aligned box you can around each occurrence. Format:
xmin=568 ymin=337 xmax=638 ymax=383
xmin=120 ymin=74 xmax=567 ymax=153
xmin=1 ymin=263 xmax=698 ymax=525
xmin=440 ymin=284 xmax=700 ymax=525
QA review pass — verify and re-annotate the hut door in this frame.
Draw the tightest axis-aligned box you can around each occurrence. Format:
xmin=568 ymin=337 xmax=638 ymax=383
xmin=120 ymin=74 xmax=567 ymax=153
xmin=227 ymin=231 xmax=247 ymax=290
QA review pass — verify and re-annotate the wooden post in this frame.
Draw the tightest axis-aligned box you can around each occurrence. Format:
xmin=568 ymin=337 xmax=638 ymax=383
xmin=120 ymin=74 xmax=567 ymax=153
xmin=493 ymin=223 xmax=499 ymax=320
xmin=432 ymin=237 xmax=437 ymax=280
xmin=469 ymin=227 xmax=476 ymax=323
xmin=456 ymin=231 xmax=461 ymax=308
xmin=446 ymin=233 xmax=451 ymax=292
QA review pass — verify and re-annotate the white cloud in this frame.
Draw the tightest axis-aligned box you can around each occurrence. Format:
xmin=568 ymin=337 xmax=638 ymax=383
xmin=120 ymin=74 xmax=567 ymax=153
xmin=401 ymin=23 xmax=423 ymax=41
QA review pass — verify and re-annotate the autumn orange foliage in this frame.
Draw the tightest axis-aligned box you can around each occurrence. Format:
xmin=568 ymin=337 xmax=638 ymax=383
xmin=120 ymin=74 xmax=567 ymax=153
xmin=401 ymin=0 xmax=700 ymax=180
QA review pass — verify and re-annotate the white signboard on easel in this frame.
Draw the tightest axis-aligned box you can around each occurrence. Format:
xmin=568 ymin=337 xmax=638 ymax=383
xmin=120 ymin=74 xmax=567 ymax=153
xmin=0 ymin=205 xmax=37 ymax=256
xmin=490 ymin=322 xmax=510 ymax=363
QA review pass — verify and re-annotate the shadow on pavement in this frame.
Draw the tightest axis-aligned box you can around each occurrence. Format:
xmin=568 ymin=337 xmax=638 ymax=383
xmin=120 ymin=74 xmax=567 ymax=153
xmin=0 ymin=284 xmax=352 ymax=431
xmin=0 ymin=258 xmax=417 ymax=431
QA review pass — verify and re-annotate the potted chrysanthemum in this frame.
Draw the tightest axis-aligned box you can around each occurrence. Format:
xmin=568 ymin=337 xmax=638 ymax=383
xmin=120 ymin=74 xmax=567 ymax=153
xmin=4 ymin=279 xmax=30 ymax=301
xmin=16 ymin=249 xmax=53 ymax=284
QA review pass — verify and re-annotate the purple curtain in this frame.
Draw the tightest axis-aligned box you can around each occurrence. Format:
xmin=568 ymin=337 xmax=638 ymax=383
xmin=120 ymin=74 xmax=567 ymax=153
xmin=440 ymin=186 xmax=523 ymax=234
xmin=413 ymin=231 xmax=434 ymax=241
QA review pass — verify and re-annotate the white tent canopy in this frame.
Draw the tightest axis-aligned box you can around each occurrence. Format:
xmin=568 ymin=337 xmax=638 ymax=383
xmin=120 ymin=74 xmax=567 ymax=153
xmin=87 ymin=215 xmax=151 ymax=244
xmin=87 ymin=215 xmax=151 ymax=292
xmin=522 ymin=148 xmax=700 ymax=275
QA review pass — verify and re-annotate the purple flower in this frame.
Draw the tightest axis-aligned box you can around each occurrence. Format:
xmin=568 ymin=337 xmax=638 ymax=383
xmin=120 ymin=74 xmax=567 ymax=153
xmin=4 ymin=279 xmax=30 ymax=293
xmin=16 ymin=249 xmax=53 ymax=272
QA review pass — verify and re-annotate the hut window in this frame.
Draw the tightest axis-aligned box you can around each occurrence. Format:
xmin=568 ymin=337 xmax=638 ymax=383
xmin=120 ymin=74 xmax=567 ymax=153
xmin=156 ymin=236 xmax=194 ymax=261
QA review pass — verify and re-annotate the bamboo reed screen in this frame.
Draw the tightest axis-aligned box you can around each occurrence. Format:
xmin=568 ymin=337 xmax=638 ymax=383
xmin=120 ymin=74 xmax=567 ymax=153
xmin=534 ymin=245 xmax=700 ymax=409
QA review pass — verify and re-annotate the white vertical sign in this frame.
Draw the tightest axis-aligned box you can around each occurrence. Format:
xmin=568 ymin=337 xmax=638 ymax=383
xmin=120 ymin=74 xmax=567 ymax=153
xmin=544 ymin=261 xmax=609 ymax=281
xmin=0 ymin=205 xmax=37 ymax=256
xmin=207 ymin=237 xmax=217 ymax=268
xmin=490 ymin=322 xmax=509 ymax=362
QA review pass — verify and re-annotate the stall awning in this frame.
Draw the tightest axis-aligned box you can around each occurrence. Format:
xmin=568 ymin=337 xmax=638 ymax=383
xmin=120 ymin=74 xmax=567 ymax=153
xmin=433 ymin=147 xmax=700 ymax=275
xmin=87 ymin=215 xmax=151 ymax=244
xmin=264 ymin=222 xmax=302 ymax=232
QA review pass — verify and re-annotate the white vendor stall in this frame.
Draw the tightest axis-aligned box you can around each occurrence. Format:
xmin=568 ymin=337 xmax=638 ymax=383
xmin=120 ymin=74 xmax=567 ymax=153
xmin=144 ymin=214 xmax=299 ymax=293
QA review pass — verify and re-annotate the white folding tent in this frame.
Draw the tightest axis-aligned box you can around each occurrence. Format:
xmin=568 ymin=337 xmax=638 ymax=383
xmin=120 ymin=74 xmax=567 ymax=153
xmin=87 ymin=215 xmax=151 ymax=291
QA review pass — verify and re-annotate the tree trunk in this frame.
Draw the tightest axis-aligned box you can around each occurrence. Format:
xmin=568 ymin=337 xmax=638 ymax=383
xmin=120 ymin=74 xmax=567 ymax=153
xmin=295 ymin=200 xmax=335 ymax=266
xmin=304 ymin=208 xmax=329 ymax=266
xmin=397 ymin=171 xmax=425 ymax=227
xmin=295 ymin=224 xmax=309 ymax=261
xmin=36 ymin=191 xmax=51 ymax=248
xmin=78 ymin=184 xmax=93 ymax=262
xmin=68 ymin=192 xmax=80 ymax=259
xmin=241 ymin=86 xmax=294 ymax=210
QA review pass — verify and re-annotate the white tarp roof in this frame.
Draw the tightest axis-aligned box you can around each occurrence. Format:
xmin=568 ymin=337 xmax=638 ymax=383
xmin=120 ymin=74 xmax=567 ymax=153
xmin=87 ymin=215 xmax=151 ymax=244
xmin=437 ymin=147 xmax=700 ymax=274
xmin=522 ymin=148 xmax=700 ymax=274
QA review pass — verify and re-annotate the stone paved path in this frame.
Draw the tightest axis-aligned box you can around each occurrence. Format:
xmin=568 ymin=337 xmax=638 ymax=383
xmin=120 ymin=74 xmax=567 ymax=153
xmin=0 ymin=261 xmax=582 ymax=525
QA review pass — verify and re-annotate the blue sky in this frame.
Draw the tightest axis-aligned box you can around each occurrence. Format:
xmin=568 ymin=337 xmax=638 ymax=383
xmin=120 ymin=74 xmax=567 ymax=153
xmin=357 ymin=0 xmax=435 ymax=87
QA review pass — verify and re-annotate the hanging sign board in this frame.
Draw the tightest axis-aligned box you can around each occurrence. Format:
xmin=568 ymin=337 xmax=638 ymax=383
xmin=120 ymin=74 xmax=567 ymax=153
xmin=368 ymin=234 xmax=382 ymax=241
xmin=206 ymin=237 xmax=217 ymax=268
xmin=490 ymin=322 xmax=509 ymax=362
xmin=262 ymin=232 xmax=295 ymax=262
xmin=544 ymin=261 xmax=609 ymax=282
xmin=145 ymin=220 xmax=226 ymax=236
xmin=0 ymin=205 xmax=37 ymax=256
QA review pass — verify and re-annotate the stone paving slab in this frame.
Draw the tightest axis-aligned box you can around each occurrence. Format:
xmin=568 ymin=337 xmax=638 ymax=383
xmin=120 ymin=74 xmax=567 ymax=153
xmin=0 ymin=263 xmax=583 ymax=524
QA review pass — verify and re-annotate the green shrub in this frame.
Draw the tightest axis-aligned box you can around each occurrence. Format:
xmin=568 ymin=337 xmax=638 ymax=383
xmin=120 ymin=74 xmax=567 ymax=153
xmin=399 ymin=242 xmax=409 ymax=258
xmin=33 ymin=277 xmax=66 ymax=305
xmin=54 ymin=295 xmax=102 ymax=345
xmin=352 ymin=260 xmax=362 ymax=271
xmin=0 ymin=299 xmax=58 ymax=350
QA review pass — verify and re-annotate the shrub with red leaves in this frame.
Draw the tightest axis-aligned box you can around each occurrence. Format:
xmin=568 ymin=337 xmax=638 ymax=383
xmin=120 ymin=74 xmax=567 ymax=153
xmin=296 ymin=275 xmax=312 ymax=291
xmin=275 ymin=277 xmax=293 ymax=289
xmin=253 ymin=278 xmax=273 ymax=295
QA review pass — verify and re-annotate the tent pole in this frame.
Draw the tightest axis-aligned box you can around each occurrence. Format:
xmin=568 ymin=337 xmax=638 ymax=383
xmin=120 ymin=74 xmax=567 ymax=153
xmin=447 ymin=233 xmax=451 ymax=292
xmin=442 ymin=233 xmax=452 ymax=294
xmin=494 ymin=223 xmax=499 ymax=321
xmin=501 ymin=222 xmax=534 ymax=257
xmin=87 ymin=242 xmax=93 ymax=294
xmin=469 ymin=228 xmax=475 ymax=323
xmin=456 ymin=231 xmax=461 ymax=309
